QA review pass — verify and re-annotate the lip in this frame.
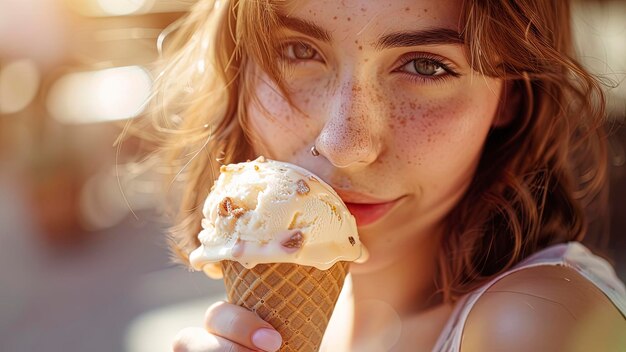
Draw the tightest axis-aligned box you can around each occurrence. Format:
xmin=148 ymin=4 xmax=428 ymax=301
xmin=335 ymin=189 xmax=402 ymax=227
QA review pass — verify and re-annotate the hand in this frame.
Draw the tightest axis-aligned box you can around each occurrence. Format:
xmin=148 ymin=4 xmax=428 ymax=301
xmin=172 ymin=301 xmax=283 ymax=352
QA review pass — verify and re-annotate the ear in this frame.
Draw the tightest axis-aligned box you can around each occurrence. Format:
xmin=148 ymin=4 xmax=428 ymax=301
xmin=492 ymin=79 xmax=523 ymax=128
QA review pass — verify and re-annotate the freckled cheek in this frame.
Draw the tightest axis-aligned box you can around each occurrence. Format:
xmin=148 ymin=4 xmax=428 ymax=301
xmin=386 ymin=101 xmax=452 ymax=149
xmin=247 ymin=82 xmax=327 ymax=157
xmin=385 ymin=98 xmax=488 ymax=164
xmin=288 ymin=83 xmax=332 ymax=121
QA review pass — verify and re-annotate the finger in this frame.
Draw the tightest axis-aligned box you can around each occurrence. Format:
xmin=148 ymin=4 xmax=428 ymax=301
xmin=204 ymin=301 xmax=282 ymax=352
xmin=172 ymin=327 xmax=256 ymax=352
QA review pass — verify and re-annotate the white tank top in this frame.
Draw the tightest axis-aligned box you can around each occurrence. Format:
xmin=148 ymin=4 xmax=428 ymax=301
xmin=432 ymin=241 xmax=626 ymax=351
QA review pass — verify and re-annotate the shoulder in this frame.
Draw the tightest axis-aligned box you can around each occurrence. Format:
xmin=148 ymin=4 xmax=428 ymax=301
xmin=460 ymin=265 xmax=626 ymax=352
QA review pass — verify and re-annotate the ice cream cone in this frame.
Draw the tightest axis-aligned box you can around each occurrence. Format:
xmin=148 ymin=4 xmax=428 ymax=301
xmin=190 ymin=158 xmax=363 ymax=350
xmin=221 ymin=260 xmax=350 ymax=352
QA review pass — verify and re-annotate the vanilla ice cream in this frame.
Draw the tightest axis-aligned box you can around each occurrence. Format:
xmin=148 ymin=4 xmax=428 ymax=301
xmin=189 ymin=156 xmax=365 ymax=278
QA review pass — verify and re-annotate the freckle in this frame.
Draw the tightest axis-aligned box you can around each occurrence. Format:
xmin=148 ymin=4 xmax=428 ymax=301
xmin=347 ymin=17 xmax=351 ymax=21
xmin=358 ymin=46 xmax=363 ymax=50
xmin=405 ymin=7 xmax=410 ymax=12
xmin=355 ymin=40 xmax=359 ymax=44
xmin=364 ymin=58 xmax=369 ymax=62
xmin=304 ymin=98 xmax=310 ymax=104
xmin=333 ymin=16 xmax=337 ymax=20
xmin=424 ymin=8 xmax=428 ymax=13
xmin=360 ymin=7 xmax=367 ymax=12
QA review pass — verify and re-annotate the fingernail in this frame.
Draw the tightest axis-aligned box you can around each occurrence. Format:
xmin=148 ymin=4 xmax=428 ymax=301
xmin=252 ymin=328 xmax=282 ymax=352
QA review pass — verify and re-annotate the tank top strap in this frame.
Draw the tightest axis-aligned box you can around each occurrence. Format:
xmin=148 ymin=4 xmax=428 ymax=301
xmin=432 ymin=242 xmax=626 ymax=351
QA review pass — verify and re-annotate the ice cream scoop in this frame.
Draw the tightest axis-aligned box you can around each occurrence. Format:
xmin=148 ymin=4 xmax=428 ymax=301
xmin=189 ymin=156 xmax=364 ymax=278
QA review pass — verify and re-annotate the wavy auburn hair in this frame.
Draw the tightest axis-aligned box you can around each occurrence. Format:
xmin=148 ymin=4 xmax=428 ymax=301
xmin=142 ymin=0 xmax=608 ymax=302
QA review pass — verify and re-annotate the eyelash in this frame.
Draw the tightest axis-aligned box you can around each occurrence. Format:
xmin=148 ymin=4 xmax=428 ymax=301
xmin=279 ymin=41 xmax=461 ymax=84
xmin=394 ymin=52 xmax=460 ymax=84
xmin=279 ymin=41 xmax=324 ymax=64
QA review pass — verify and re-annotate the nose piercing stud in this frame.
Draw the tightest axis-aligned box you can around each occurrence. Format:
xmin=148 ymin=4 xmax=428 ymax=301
xmin=310 ymin=145 xmax=320 ymax=157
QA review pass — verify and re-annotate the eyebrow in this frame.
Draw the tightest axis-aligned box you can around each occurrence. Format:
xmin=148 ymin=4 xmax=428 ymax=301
xmin=277 ymin=15 xmax=332 ymax=42
xmin=376 ymin=28 xmax=464 ymax=49
xmin=277 ymin=15 xmax=463 ymax=49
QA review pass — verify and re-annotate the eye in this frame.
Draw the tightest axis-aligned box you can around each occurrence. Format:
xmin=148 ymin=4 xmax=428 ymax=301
xmin=282 ymin=42 xmax=322 ymax=61
xmin=402 ymin=58 xmax=447 ymax=77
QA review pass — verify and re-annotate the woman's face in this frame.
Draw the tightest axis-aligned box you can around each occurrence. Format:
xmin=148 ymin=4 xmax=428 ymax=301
xmin=247 ymin=0 xmax=506 ymax=270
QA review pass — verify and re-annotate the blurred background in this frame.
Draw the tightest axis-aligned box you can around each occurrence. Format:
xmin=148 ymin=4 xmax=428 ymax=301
xmin=0 ymin=0 xmax=624 ymax=351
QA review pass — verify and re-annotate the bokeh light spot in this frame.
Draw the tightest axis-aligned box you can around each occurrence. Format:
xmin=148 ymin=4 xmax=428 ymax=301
xmin=46 ymin=66 xmax=152 ymax=124
xmin=97 ymin=0 xmax=148 ymax=16
xmin=0 ymin=60 xmax=41 ymax=114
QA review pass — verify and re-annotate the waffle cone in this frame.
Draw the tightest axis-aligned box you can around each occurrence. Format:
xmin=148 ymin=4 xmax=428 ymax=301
xmin=221 ymin=260 xmax=349 ymax=352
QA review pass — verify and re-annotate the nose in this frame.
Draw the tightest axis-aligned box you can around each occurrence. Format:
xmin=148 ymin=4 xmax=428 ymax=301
xmin=315 ymin=82 xmax=382 ymax=168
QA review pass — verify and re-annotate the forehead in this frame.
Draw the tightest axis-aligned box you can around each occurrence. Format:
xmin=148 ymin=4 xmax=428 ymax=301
xmin=280 ymin=0 xmax=463 ymax=38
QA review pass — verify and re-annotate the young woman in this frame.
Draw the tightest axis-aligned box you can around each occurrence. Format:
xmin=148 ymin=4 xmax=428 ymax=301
xmin=144 ymin=0 xmax=626 ymax=350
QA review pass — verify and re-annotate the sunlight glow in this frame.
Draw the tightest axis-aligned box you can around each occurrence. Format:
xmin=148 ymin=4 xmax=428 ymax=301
xmin=47 ymin=66 xmax=152 ymax=124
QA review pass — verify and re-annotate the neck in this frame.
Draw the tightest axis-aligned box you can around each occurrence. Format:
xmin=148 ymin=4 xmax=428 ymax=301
xmin=321 ymin=225 xmax=448 ymax=352
xmin=352 ymin=234 xmax=442 ymax=313
xmin=348 ymin=228 xmax=443 ymax=347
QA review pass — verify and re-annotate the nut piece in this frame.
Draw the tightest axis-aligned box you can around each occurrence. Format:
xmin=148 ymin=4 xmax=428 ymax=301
xmin=281 ymin=231 xmax=304 ymax=249
xmin=231 ymin=207 xmax=246 ymax=218
xmin=218 ymin=197 xmax=247 ymax=218
xmin=296 ymin=179 xmax=310 ymax=195
xmin=348 ymin=236 xmax=356 ymax=246
xmin=218 ymin=197 xmax=234 ymax=217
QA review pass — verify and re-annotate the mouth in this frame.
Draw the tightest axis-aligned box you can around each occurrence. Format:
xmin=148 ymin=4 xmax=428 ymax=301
xmin=334 ymin=189 xmax=403 ymax=227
